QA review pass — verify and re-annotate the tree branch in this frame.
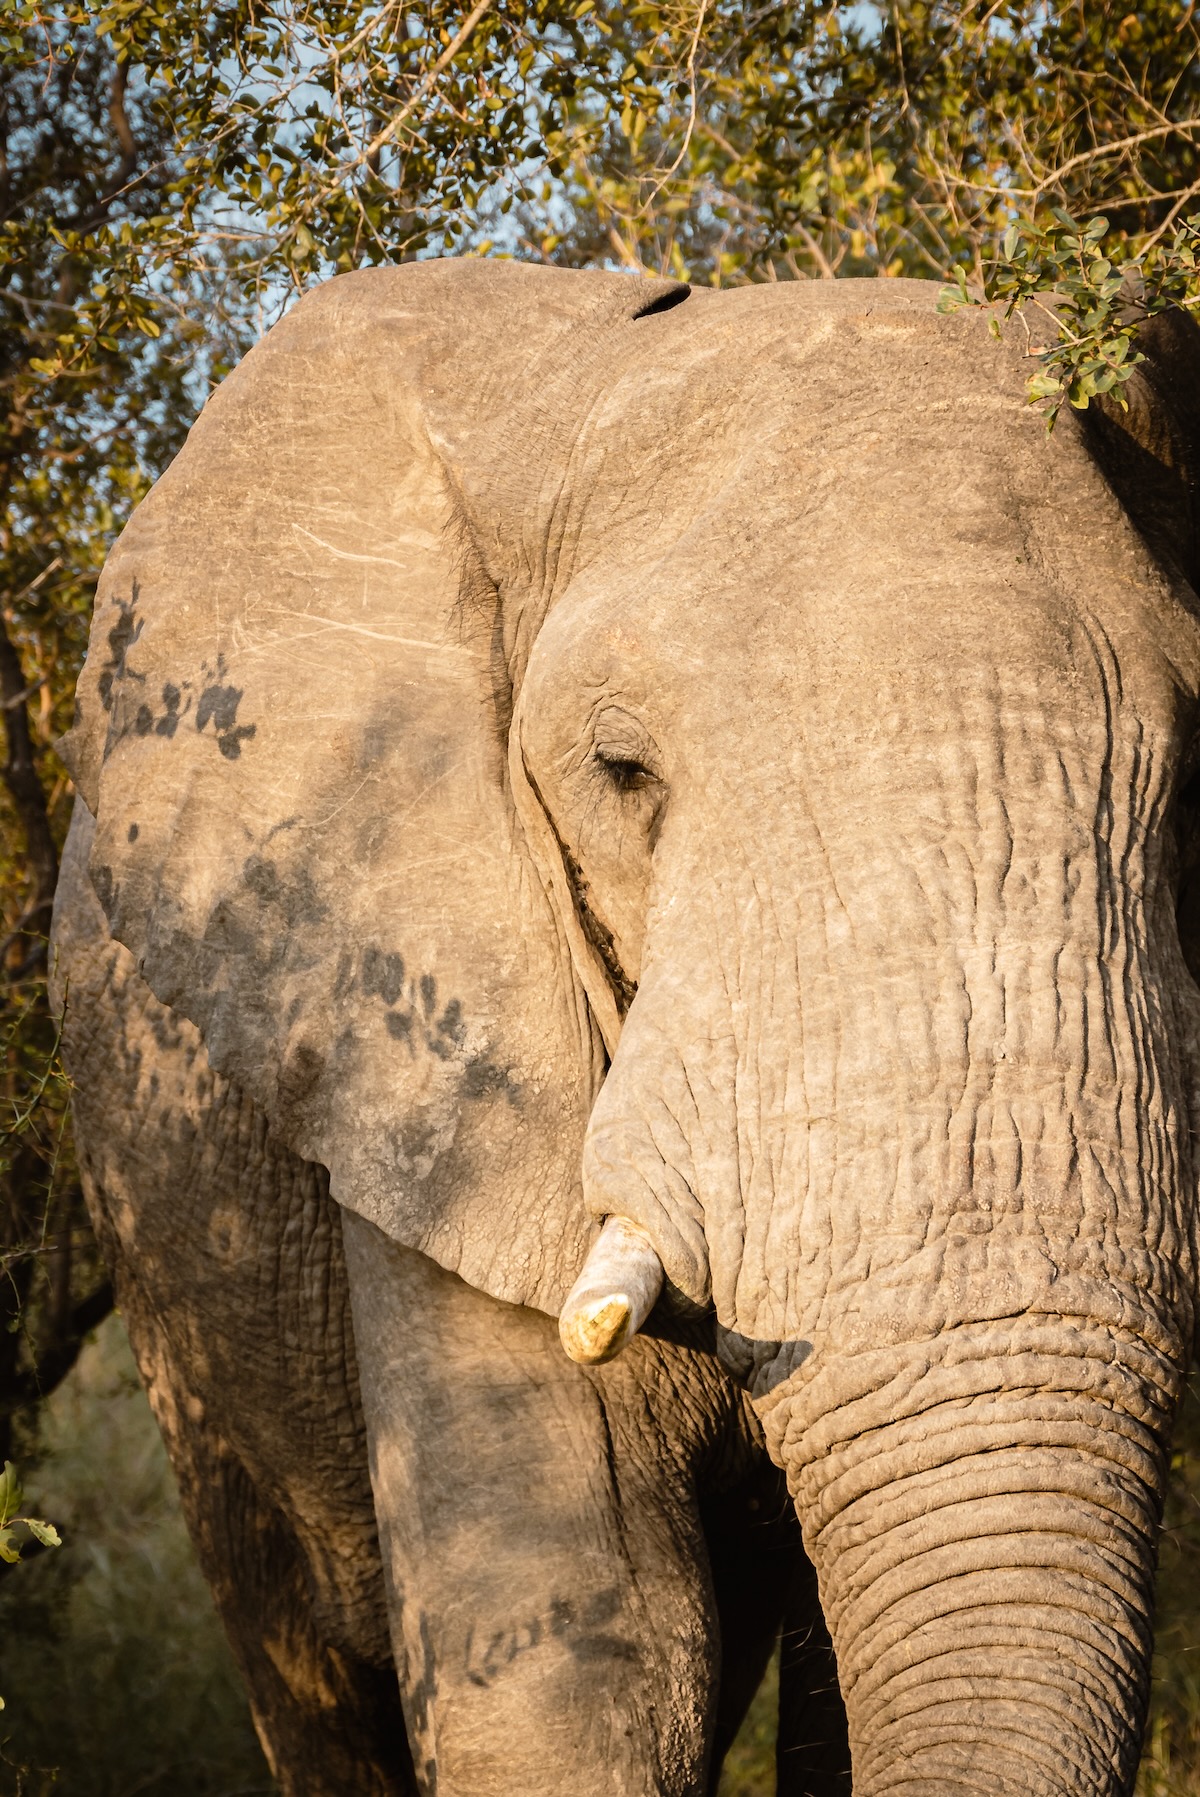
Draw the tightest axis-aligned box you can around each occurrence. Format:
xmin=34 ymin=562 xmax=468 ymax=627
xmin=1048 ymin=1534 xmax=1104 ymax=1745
xmin=2 ymin=1276 xmax=116 ymax=1414
xmin=0 ymin=610 xmax=59 ymax=968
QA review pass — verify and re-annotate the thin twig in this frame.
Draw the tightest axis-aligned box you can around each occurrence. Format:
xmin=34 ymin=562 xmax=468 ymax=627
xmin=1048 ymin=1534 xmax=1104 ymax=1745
xmin=638 ymin=0 xmax=711 ymax=217
xmin=357 ymin=0 xmax=495 ymax=169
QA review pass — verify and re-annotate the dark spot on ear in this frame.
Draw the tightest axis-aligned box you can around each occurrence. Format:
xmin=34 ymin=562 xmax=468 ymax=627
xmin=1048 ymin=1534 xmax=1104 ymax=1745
xmin=461 ymin=1054 xmax=520 ymax=1106
xmin=632 ymin=285 xmax=690 ymax=320
xmin=197 ymin=658 xmax=257 ymax=758
xmin=362 ymin=945 xmax=405 ymax=1007
xmin=134 ymin=704 xmax=154 ymax=735
xmin=243 ymin=855 xmax=281 ymax=906
xmin=332 ymin=948 xmax=355 ymax=998
xmin=155 ymin=683 xmax=182 ymax=737
xmin=581 ymin=1588 xmax=622 ymax=1628
xmin=386 ymin=1010 xmax=414 ymax=1043
xmin=127 ymin=823 xmax=139 ymax=842
xmin=197 ymin=673 xmax=244 ymax=736
xmin=381 ymin=954 xmax=405 ymax=1006
xmin=437 ymin=998 xmax=465 ymax=1046
xmin=398 ymin=1117 xmax=437 ymax=1166
xmin=217 ymin=724 xmax=256 ymax=759
xmin=420 ymin=973 xmax=437 ymax=1016
xmin=241 ymin=853 xmax=327 ymax=927
xmin=98 ymin=585 xmax=145 ymax=714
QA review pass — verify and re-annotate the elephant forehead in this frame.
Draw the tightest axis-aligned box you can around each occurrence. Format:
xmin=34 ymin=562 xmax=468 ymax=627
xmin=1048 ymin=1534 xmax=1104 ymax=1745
xmin=546 ymin=470 xmax=1192 ymax=760
xmin=552 ymin=284 xmax=1184 ymax=642
xmin=541 ymin=317 xmax=1200 ymax=747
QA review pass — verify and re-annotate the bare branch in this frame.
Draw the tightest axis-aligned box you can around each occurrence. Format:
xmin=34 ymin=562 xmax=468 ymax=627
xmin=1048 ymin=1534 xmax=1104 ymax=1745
xmin=0 ymin=613 xmax=58 ymax=969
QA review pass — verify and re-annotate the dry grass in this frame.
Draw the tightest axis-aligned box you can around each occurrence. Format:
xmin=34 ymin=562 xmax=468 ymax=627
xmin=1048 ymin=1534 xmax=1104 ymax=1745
xmin=2 ymin=1322 xmax=1197 ymax=1795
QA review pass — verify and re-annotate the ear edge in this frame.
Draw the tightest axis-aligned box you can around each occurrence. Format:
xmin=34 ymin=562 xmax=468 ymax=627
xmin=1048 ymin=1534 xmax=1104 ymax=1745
xmin=1087 ymin=305 xmax=1200 ymax=596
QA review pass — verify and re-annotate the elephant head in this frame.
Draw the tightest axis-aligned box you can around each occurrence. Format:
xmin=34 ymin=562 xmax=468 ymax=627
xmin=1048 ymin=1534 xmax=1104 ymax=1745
xmin=64 ymin=260 xmax=1200 ymax=1795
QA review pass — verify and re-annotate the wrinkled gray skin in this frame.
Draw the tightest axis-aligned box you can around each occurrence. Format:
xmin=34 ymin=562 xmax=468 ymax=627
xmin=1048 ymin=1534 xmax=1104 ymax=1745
xmin=51 ymin=261 xmax=1200 ymax=1796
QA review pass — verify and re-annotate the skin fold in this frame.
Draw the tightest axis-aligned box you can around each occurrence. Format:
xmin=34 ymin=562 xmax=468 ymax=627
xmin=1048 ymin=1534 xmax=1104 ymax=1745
xmin=52 ymin=263 xmax=1200 ymax=1794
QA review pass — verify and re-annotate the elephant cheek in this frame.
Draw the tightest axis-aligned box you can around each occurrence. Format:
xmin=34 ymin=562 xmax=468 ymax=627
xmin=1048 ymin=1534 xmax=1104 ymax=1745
xmin=757 ymin=1317 xmax=1182 ymax=1797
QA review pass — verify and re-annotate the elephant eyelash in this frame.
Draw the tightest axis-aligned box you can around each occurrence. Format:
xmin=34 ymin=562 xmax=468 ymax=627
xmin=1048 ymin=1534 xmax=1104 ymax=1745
xmin=594 ymin=751 xmax=656 ymax=794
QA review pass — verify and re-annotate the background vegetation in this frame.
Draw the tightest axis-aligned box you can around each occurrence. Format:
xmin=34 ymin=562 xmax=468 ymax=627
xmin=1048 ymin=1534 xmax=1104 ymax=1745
xmin=2 ymin=1 xmax=1200 ymax=1788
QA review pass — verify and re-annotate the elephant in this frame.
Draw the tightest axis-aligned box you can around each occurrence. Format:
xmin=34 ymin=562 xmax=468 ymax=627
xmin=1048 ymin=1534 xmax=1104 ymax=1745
xmin=49 ymin=257 xmax=1200 ymax=1797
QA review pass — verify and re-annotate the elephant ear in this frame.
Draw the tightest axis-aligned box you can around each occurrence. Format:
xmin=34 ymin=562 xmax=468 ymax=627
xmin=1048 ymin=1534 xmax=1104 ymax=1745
xmin=1085 ymin=305 xmax=1200 ymax=596
xmin=1084 ymin=309 xmax=1200 ymax=1027
xmin=62 ymin=258 xmax=688 ymax=1313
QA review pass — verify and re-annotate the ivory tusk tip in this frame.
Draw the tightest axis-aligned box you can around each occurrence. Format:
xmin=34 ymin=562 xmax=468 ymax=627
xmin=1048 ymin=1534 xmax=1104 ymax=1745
xmin=559 ymin=1292 xmax=636 ymax=1365
xmin=558 ymin=1215 xmax=665 ymax=1365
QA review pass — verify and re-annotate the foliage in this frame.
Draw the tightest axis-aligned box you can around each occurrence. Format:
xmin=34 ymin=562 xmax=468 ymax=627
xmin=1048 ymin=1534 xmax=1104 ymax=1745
xmin=15 ymin=4 xmax=1200 ymax=312
xmin=0 ymin=1459 xmax=61 ymax=1717
xmin=14 ymin=0 xmax=651 ymax=326
xmin=938 ymin=207 xmax=1200 ymax=428
xmin=0 ymin=1460 xmax=61 ymax=1566
xmin=511 ymin=1 xmax=1200 ymax=282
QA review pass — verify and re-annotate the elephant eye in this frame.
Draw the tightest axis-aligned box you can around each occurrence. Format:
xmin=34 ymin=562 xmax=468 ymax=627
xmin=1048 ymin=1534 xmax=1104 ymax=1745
xmin=595 ymin=750 xmax=656 ymax=794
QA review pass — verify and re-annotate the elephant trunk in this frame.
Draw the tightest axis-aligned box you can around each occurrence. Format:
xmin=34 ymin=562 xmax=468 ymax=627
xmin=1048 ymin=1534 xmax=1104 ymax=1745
xmin=570 ymin=706 xmax=1199 ymax=1789
xmin=761 ymin=1316 xmax=1179 ymax=1796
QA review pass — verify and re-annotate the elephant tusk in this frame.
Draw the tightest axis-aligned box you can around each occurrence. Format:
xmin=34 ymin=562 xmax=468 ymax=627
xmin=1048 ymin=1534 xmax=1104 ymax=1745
xmin=559 ymin=1216 xmax=665 ymax=1365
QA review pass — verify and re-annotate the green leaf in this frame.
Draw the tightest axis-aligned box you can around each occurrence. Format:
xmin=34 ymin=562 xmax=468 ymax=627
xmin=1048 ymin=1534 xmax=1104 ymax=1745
xmin=0 ymin=1462 xmax=22 ymax=1527
xmin=1027 ymin=372 xmax=1063 ymax=401
xmin=1085 ymin=215 xmax=1110 ymax=240
xmin=937 ymin=283 xmax=970 ymax=313
xmin=1003 ymin=224 xmax=1021 ymax=261
xmin=25 ymin=1518 xmax=61 ymax=1548
xmin=0 ymin=1528 xmax=20 ymax=1565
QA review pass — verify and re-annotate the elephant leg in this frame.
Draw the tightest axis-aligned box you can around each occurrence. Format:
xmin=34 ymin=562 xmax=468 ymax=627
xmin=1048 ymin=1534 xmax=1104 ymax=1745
xmin=111 ymin=1275 xmax=416 ymax=1797
xmin=343 ymin=1214 xmax=730 ymax=1797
